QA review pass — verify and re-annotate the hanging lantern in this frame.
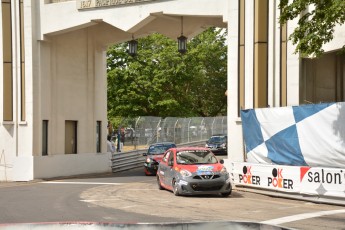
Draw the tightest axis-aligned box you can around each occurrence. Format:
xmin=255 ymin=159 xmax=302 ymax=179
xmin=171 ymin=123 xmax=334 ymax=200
xmin=178 ymin=35 xmax=187 ymax=54
xmin=128 ymin=38 xmax=138 ymax=57
xmin=178 ymin=16 xmax=187 ymax=54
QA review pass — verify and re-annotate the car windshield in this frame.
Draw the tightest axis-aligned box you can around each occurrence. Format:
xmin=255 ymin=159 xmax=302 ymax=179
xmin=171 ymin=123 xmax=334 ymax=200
xmin=176 ymin=150 xmax=218 ymax=165
xmin=209 ymin=136 xmax=226 ymax=143
xmin=148 ymin=144 xmax=175 ymax=155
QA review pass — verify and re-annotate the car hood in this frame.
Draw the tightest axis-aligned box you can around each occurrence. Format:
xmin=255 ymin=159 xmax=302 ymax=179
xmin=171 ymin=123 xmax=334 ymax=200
xmin=148 ymin=154 xmax=164 ymax=162
xmin=208 ymin=142 xmax=225 ymax=145
xmin=177 ymin=164 xmax=223 ymax=173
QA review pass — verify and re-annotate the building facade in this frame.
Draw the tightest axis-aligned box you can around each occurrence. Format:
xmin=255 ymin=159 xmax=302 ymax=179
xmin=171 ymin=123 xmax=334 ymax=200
xmin=0 ymin=0 xmax=344 ymax=181
xmin=227 ymin=0 xmax=345 ymax=165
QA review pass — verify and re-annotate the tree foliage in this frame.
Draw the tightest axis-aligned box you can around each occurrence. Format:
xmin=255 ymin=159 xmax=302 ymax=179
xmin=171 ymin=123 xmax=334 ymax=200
xmin=107 ymin=27 xmax=227 ymax=118
xmin=279 ymin=0 xmax=345 ymax=57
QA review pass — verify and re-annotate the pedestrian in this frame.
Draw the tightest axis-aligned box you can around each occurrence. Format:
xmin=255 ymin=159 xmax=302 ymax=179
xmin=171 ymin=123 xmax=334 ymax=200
xmin=113 ymin=136 xmax=118 ymax=152
xmin=120 ymin=129 xmax=125 ymax=151
xmin=107 ymin=135 xmax=115 ymax=154
xmin=117 ymin=129 xmax=121 ymax=152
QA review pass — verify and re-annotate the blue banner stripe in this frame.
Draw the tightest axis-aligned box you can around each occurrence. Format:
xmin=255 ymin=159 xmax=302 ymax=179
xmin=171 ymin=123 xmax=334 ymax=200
xmin=241 ymin=109 xmax=264 ymax=152
xmin=293 ymin=102 xmax=335 ymax=123
xmin=266 ymin=124 xmax=307 ymax=166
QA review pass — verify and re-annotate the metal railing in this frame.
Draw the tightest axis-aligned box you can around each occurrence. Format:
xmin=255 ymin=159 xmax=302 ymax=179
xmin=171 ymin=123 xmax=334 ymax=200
xmin=111 ymin=151 xmax=145 ymax=173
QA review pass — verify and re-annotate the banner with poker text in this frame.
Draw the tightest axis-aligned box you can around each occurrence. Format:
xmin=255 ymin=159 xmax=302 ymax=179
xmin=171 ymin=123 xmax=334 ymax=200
xmin=231 ymin=162 xmax=345 ymax=198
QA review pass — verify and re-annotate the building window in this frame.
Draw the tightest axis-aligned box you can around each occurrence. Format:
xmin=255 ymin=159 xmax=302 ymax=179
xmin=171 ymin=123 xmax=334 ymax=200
xmin=19 ymin=0 xmax=25 ymax=121
xmin=65 ymin=121 xmax=78 ymax=154
xmin=254 ymin=0 xmax=268 ymax=108
xmin=96 ymin=121 xmax=101 ymax=153
xmin=2 ymin=0 xmax=13 ymax=121
xmin=301 ymin=52 xmax=344 ymax=104
xmin=42 ymin=120 xmax=48 ymax=156
xmin=238 ymin=0 xmax=245 ymax=116
xmin=280 ymin=10 xmax=287 ymax=107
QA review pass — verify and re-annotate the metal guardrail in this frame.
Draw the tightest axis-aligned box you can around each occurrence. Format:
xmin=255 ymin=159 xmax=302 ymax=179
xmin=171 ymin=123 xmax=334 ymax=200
xmin=111 ymin=141 xmax=206 ymax=173
xmin=111 ymin=151 xmax=146 ymax=173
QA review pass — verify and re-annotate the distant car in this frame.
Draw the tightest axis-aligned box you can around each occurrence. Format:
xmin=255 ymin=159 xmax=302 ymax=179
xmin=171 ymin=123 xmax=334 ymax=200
xmin=205 ymin=134 xmax=227 ymax=155
xmin=143 ymin=142 xmax=176 ymax=176
xmin=156 ymin=147 xmax=232 ymax=197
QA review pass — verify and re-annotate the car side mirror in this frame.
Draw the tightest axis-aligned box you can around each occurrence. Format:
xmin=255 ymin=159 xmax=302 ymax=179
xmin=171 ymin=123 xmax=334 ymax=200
xmin=143 ymin=153 xmax=147 ymax=156
xmin=220 ymin=159 xmax=224 ymax=164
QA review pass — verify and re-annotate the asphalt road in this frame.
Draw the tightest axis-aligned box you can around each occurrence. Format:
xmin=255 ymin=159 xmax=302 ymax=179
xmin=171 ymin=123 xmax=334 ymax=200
xmin=0 ymin=167 xmax=345 ymax=230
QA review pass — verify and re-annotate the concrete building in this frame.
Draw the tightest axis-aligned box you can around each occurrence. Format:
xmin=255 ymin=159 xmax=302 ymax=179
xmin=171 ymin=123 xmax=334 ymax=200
xmin=0 ymin=0 xmax=344 ymax=181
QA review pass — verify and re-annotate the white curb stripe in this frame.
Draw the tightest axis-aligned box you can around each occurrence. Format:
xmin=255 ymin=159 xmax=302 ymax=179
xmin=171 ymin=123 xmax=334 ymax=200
xmin=261 ymin=209 xmax=345 ymax=225
xmin=80 ymin=198 xmax=121 ymax=202
xmin=41 ymin=181 xmax=123 ymax=185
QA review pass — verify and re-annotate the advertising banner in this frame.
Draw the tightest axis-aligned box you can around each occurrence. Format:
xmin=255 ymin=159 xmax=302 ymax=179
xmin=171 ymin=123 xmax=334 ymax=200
xmin=232 ymin=162 xmax=345 ymax=199
xmin=232 ymin=163 xmax=301 ymax=193
xmin=241 ymin=102 xmax=345 ymax=168
xmin=300 ymin=167 xmax=345 ymax=198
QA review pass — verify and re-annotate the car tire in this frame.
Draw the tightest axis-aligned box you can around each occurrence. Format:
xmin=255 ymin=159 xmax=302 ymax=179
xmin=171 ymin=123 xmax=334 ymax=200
xmin=221 ymin=190 xmax=232 ymax=197
xmin=144 ymin=168 xmax=150 ymax=176
xmin=172 ymin=179 xmax=180 ymax=196
xmin=157 ymin=176 xmax=163 ymax=190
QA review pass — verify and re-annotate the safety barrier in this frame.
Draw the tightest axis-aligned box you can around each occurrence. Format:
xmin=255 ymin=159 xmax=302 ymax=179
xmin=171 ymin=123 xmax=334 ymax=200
xmin=111 ymin=150 xmax=145 ymax=173
xmin=111 ymin=141 xmax=206 ymax=173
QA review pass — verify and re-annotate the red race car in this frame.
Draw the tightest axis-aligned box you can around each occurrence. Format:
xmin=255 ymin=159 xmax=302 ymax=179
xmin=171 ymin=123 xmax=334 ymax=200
xmin=143 ymin=142 xmax=176 ymax=176
xmin=157 ymin=147 xmax=232 ymax=197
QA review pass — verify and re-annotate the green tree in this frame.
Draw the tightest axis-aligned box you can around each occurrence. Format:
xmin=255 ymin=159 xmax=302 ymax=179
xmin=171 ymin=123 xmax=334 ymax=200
xmin=107 ymin=27 xmax=227 ymax=118
xmin=279 ymin=0 xmax=345 ymax=57
xmin=186 ymin=28 xmax=228 ymax=117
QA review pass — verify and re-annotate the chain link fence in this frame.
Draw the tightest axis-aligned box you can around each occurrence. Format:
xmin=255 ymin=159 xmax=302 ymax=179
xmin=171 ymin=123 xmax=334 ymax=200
xmin=108 ymin=116 xmax=227 ymax=151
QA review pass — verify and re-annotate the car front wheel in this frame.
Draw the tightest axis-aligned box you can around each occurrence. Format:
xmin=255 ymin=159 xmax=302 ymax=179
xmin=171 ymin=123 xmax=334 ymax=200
xmin=221 ymin=190 xmax=232 ymax=197
xmin=172 ymin=179 xmax=180 ymax=196
xmin=157 ymin=176 xmax=163 ymax=190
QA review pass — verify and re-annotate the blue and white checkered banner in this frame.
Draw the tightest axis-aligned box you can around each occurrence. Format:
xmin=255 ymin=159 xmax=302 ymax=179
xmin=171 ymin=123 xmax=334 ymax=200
xmin=241 ymin=102 xmax=345 ymax=168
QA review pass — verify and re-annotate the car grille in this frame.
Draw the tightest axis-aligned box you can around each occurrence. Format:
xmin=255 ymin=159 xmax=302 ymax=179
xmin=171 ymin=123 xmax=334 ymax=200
xmin=190 ymin=183 xmax=223 ymax=191
xmin=193 ymin=174 xmax=220 ymax=180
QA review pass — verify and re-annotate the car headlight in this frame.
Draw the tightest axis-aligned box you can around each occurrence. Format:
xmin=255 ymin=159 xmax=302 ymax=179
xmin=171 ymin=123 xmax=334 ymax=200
xmin=180 ymin=169 xmax=192 ymax=177
xmin=205 ymin=144 xmax=209 ymax=147
xmin=146 ymin=158 xmax=151 ymax=163
xmin=220 ymin=166 xmax=228 ymax=175
xmin=220 ymin=143 xmax=226 ymax=148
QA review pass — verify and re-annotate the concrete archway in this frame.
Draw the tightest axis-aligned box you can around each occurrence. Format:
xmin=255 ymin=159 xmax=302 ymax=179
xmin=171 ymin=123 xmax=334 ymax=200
xmin=5 ymin=0 xmax=233 ymax=181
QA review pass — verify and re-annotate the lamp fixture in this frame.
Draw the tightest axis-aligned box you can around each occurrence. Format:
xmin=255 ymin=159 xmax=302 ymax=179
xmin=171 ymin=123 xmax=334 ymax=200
xmin=128 ymin=35 xmax=138 ymax=57
xmin=178 ymin=16 xmax=187 ymax=54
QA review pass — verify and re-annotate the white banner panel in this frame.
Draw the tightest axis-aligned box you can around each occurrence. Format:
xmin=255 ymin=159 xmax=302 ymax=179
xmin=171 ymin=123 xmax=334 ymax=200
xmin=232 ymin=162 xmax=301 ymax=193
xmin=232 ymin=162 xmax=345 ymax=199
xmin=300 ymin=167 xmax=345 ymax=198
xmin=241 ymin=102 xmax=345 ymax=168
